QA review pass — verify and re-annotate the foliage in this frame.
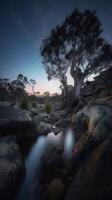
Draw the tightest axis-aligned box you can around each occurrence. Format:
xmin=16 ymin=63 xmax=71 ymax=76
xmin=19 ymin=98 xmax=29 ymax=110
xmin=45 ymin=102 xmax=52 ymax=113
xmin=40 ymin=25 xmax=68 ymax=96
xmin=29 ymin=79 xmax=36 ymax=95
xmin=41 ymin=9 xmax=112 ymax=101
xmin=10 ymin=74 xmax=28 ymax=99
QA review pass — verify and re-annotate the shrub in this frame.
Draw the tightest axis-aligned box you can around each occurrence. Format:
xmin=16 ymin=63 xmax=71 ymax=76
xmin=19 ymin=98 xmax=29 ymax=110
xmin=32 ymin=101 xmax=37 ymax=108
xmin=45 ymin=102 xmax=52 ymax=113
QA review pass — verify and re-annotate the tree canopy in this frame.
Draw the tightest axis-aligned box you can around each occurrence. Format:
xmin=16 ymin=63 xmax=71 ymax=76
xmin=40 ymin=9 xmax=112 ymax=101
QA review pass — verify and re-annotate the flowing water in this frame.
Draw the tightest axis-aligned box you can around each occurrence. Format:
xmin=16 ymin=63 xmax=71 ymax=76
xmin=17 ymin=136 xmax=47 ymax=200
xmin=64 ymin=128 xmax=75 ymax=168
xmin=17 ymin=129 xmax=75 ymax=200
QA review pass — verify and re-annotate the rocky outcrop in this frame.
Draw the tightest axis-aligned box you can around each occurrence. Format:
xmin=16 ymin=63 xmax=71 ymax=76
xmin=0 ymin=105 xmax=37 ymax=138
xmin=83 ymin=68 xmax=112 ymax=100
xmin=0 ymin=136 xmax=25 ymax=200
xmin=66 ymin=102 xmax=112 ymax=200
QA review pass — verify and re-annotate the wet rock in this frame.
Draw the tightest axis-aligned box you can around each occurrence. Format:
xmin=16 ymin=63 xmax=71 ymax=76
xmin=0 ymin=136 xmax=25 ymax=200
xmin=42 ymin=144 xmax=64 ymax=171
xmin=66 ymin=134 xmax=112 ymax=200
xmin=53 ymin=127 xmax=62 ymax=135
xmin=66 ymin=102 xmax=112 ymax=200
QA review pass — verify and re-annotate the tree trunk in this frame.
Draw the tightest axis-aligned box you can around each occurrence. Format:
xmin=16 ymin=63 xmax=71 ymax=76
xmin=74 ymin=76 xmax=87 ymax=105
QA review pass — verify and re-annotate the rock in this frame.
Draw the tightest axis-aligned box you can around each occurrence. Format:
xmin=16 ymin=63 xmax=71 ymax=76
xmin=0 ymin=136 xmax=25 ymax=200
xmin=0 ymin=101 xmax=10 ymax=107
xmin=65 ymin=103 xmax=112 ymax=200
xmin=66 ymin=134 xmax=112 ymax=200
xmin=50 ymin=112 xmax=60 ymax=123
xmin=53 ymin=127 xmax=62 ymax=135
xmin=99 ymin=89 xmax=109 ymax=98
xmin=42 ymin=144 xmax=64 ymax=171
xmin=55 ymin=118 xmax=71 ymax=129
xmin=36 ymin=122 xmax=53 ymax=135
xmin=47 ymin=179 xmax=65 ymax=200
xmin=33 ymin=113 xmax=51 ymax=126
xmin=0 ymin=105 xmax=37 ymax=138
xmin=29 ymin=107 xmax=40 ymax=116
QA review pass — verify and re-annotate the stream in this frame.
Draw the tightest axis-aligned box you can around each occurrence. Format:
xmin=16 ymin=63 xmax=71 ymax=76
xmin=17 ymin=129 xmax=74 ymax=200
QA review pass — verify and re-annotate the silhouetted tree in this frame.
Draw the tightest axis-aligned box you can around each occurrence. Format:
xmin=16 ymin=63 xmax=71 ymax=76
xmin=40 ymin=25 xmax=69 ymax=97
xmin=29 ymin=79 xmax=36 ymax=95
xmin=10 ymin=74 xmax=28 ymax=100
xmin=41 ymin=9 xmax=112 ymax=103
xmin=0 ymin=78 xmax=10 ymax=99
xmin=64 ymin=9 xmax=112 ymax=101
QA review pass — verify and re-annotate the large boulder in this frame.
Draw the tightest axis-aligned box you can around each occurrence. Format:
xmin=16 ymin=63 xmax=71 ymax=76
xmin=0 ymin=136 xmax=25 ymax=200
xmin=0 ymin=105 xmax=37 ymax=138
xmin=66 ymin=134 xmax=112 ymax=200
xmin=66 ymin=102 xmax=112 ymax=200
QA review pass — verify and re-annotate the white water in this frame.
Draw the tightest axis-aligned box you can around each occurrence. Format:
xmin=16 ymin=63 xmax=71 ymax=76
xmin=17 ymin=136 xmax=47 ymax=200
xmin=64 ymin=129 xmax=75 ymax=167
xmin=17 ymin=132 xmax=63 ymax=200
xmin=17 ymin=129 xmax=74 ymax=200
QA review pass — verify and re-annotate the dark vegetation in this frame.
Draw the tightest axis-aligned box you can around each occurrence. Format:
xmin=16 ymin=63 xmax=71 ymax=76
xmin=41 ymin=9 xmax=112 ymax=103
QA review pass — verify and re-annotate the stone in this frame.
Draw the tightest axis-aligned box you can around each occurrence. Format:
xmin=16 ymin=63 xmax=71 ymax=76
xmin=0 ymin=105 xmax=37 ymax=138
xmin=0 ymin=136 xmax=25 ymax=200
xmin=29 ymin=107 xmax=40 ymax=116
xmin=55 ymin=118 xmax=71 ymax=129
xmin=66 ymin=103 xmax=112 ymax=200
xmin=36 ymin=121 xmax=53 ymax=135
xmin=33 ymin=113 xmax=51 ymax=126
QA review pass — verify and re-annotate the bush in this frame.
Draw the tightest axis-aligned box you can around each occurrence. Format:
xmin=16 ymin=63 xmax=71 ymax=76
xmin=32 ymin=101 xmax=37 ymax=108
xmin=19 ymin=98 xmax=29 ymax=110
xmin=45 ymin=102 xmax=52 ymax=113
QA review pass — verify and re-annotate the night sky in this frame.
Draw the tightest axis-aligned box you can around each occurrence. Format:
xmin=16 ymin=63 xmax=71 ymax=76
xmin=0 ymin=0 xmax=112 ymax=93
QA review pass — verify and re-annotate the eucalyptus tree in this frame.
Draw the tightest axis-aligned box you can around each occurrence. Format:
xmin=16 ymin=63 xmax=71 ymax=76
xmin=41 ymin=9 xmax=112 ymax=102
xmin=40 ymin=25 xmax=69 ymax=97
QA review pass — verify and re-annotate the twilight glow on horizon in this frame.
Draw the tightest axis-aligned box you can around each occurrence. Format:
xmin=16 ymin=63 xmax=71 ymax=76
xmin=0 ymin=0 xmax=112 ymax=94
